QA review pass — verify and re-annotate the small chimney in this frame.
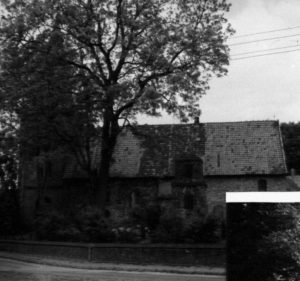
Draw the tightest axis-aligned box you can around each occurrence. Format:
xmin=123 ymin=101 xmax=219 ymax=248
xmin=194 ymin=116 xmax=200 ymax=124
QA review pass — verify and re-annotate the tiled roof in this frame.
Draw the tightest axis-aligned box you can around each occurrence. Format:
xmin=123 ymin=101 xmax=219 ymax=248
xmin=64 ymin=120 xmax=287 ymax=178
xmin=203 ymin=121 xmax=286 ymax=175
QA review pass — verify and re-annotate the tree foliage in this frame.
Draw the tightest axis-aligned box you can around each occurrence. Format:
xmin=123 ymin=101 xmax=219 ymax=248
xmin=0 ymin=0 xmax=234 ymax=206
xmin=281 ymin=122 xmax=300 ymax=173
xmin=0 ymin=127 xmax=21 ymax=237
xmin=227 ymin=203 xmax=300 ymax=281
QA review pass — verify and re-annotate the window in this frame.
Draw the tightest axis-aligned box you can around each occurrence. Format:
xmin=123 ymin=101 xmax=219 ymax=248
xmin=217 ymin=153 xmax=221 ymax=167
xmin=211 ymin=205 xmax=225 ymax=219
xmin=175 ymin=158 xmax=203 ymax=180
xmin=258 ymin=179 xmax=267 ymax=191
xmin=158 ymin=181 xmax=172 ymax=197
xmin=181 ymin=163 xmax=194 ymax=178
xmin=130 ymin=190 xmax=140 ymax=208
xmin=183 ymin=188 xmax=194 ymax=210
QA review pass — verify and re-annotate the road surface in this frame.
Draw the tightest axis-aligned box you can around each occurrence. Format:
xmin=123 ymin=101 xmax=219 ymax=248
xmin=0 ymin=257 xmax=225 ymax=281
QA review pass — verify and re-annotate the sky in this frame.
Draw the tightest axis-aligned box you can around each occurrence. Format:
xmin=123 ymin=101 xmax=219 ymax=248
xmin=140 ymin=0 xmax=300 ymax=124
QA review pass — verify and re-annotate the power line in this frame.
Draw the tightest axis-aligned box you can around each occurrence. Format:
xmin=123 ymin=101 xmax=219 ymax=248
xmin=230 ymin=25 xmax=300 ymax=39
xmin=229 ymin=33 xmax=300 ymax=46
xmin=231 ymin=48 xmax=300 ymax=61
xmin=231 ymin=44 xmax=300 ymax=57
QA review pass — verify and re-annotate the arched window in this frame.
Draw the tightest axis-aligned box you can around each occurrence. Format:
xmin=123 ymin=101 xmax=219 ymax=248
xmin=130 ymin=190 xmax=140 ymax=208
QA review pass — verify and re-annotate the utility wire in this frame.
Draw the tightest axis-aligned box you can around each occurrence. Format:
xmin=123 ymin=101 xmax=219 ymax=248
xmin=230 ymin=25 xmax=300 ymax=39
xmin=231 ymin=48 xmax=300 ymax=61
xmin=231 ymin=44 xmax=300 ymax=57
xmin=229 ymin=33 xmax=300 ymax=46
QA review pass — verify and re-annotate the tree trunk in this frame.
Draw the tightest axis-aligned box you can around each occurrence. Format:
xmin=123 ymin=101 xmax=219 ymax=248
xmin=97 ymin=115 xmax=119 ymax=210
xmin=35 ymin=159 xmax=49 ymax=215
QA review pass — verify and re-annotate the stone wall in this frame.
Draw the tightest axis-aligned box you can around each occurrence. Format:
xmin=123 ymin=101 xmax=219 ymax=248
xmin=21 ymin=175 xmax=296 ymax=223
xmin=106 ymin=178 xmax=159 ymax=222
xmin=206 ymin=175 xmax=296 ymax=216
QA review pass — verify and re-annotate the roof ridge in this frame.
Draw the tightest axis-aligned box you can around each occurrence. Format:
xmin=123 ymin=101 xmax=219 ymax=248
xmin=135 ymin=120 xmax=278 ymax=127
xmin=202 ymin=120 xmax=278 ymax=124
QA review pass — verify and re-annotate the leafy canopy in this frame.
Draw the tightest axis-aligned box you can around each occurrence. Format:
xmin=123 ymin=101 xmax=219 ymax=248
xmin=0 ymin=0 xmax=234 ymax=124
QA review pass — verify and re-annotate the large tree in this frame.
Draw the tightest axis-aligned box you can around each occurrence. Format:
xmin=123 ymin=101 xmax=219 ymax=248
xmin=0 ymin=26 xmax=101 ymax=207
xmin=0 ymin=0 xmax=234 ymax=207
xmin=281 ymin=122 xmax=300 ymax=174
xmin=0 ymin=124 xmax=21 ymax=236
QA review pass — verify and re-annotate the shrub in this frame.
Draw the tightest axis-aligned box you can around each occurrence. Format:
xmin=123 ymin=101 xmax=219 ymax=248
xmin=35 ymin=210 xmax=72 ymax=241
xmin=0 ymin=189 xmax=23 ymax=237
xmin=183 ymin=217 xmax=205 ymax=243
xmin=184 ymin=217 xmax=224 ymax=243
xmin=74 ymin=206 xmax=115 ymax=242
xmin=113 ymin=224 xmax=143 ymax=243
xmin=35 ymin=206 xmax=115 ymax=242
xmin=34 ymin=205 xmax=225 ymax=244
xmin=151 ymin=212 xmax=184 ymax=243
xmin=145 ymin=204 xmax=161 ymax=230
xmin=130 ymin=204 xmax=161 ymax=239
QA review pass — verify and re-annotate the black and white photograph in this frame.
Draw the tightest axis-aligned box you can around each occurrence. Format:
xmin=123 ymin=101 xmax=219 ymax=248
xmin=227 ymin=201 xmax=300 ymax=281
xmin=0 ymin=0 xmax=300 ymax=280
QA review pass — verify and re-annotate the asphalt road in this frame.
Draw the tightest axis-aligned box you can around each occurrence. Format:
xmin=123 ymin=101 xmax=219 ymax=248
xmin=0 ymin=257 xmax=225 ymax=281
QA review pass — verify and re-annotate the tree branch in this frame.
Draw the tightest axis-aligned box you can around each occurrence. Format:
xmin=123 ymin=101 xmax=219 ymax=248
xmin=64 ymin=59 xmax=104 ymax=87
xmin=107 ymin=0 xmax=123 ymax=53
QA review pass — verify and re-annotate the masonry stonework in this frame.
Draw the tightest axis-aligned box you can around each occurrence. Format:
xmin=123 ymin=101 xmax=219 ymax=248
xmin=205 ymin=176 xmax=295 ymax=217
xmin=21 ymin=121 xmax=298 ymax=224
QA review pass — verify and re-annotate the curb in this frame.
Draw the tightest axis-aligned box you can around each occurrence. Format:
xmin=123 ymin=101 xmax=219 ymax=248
xmin=0 ymin=252 xmax=225 ymax=276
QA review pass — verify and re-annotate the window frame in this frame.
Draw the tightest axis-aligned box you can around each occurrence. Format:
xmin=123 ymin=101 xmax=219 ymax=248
xmin=174 ymin=158 xmax=203 ymax=180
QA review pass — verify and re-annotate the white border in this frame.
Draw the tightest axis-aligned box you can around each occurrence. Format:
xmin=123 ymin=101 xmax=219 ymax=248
xmin=226 ymin=192 xmax=300 ymax=203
